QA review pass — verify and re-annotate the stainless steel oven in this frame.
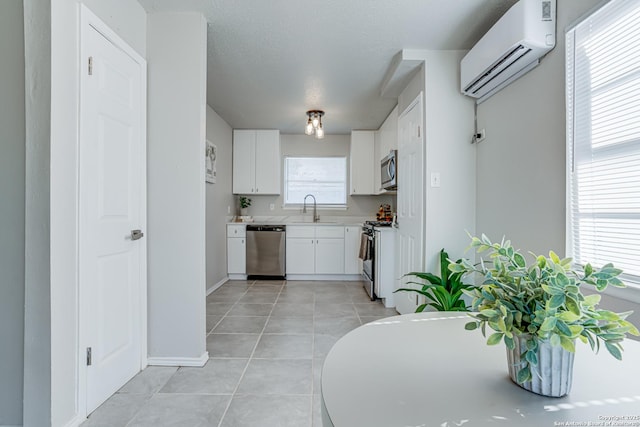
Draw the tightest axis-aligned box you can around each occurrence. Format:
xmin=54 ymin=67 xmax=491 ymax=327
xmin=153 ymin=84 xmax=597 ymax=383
xmin=361 ymin=224 xmax=376 ymax=300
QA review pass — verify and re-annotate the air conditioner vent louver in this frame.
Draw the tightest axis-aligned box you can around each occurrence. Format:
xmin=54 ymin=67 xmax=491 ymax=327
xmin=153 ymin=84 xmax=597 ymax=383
xmin=461 ymin=0 xmax=556 ymax=102
xmin=464 ymin=45 xmax=531 ymax=94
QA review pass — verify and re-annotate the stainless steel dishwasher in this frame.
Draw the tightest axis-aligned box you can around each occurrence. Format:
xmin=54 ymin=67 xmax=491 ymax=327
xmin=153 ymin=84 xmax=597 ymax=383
xmin=246 ymin=225 xmax=286 ymax=278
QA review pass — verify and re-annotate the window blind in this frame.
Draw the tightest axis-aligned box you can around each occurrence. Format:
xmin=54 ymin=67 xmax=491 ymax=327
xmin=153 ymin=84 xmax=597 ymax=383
xmin=284 ymin=157 xmax=347 ymax=206
xmin=567 ymin=0 xmax=640 ymax=285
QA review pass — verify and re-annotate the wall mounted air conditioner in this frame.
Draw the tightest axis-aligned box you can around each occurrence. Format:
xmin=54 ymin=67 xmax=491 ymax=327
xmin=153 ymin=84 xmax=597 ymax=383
xmin=461 ymin=0 xmax=556 ymax=103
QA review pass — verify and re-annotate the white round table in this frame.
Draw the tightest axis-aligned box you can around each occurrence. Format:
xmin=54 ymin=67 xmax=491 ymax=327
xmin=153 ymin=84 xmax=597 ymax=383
xmin=321 ymin=312 xmax=640 ymax=427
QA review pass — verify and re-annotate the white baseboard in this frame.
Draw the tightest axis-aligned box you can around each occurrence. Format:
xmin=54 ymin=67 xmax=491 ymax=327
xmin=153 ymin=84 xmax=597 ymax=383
xmin=206 ymin=277 xmax=229 ymax=296
xmin=147 ymin=352 xmax=209 ymax=367
xmin=228 ymin=274 xmax=248 ymax=280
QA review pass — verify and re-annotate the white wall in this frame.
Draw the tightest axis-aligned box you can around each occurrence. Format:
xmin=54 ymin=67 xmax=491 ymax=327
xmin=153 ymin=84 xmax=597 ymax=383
xmin=0 ymin=1 xmax=26 ymax=425
xmin=475 ymin=0 xmax=639 ymax=330
xmin=475 ymin=0 xmax=598 ymax=256
xmin=23 ymin=0 xmax=51 ymax=425
xmin=423 ymin=51 xmax=476 ymax=269
xmin=147 ymin=12 xmax=208 ymax=361
xmin=49 ymin=1 xmax=147 ymax=425
xmin=396 ymin=53 xmax=476 ymax=273
xmin=206 ymin=106 xmax=234 ymax=291
xmin=241 ymin=134 xmax=395 ymax=218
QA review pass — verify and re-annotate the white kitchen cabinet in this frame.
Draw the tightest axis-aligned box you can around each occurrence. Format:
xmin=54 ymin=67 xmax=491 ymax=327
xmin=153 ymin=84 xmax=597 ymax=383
xmin=349 ymin=130 xmax=375 ymax=195
xmin=316 ymin=238 xmax=345 ymax=274
xmin=285 ymin=225 xmax=346 ymax=275
xmin=374 ymin=106 xmax=398 ymax=194
xmin=232 ymin=129 xmax=280 ymax=195
xmin=344 ymin=226 xmax=362 ymax=274
xmin=227 ymin=225 xmax=247 ymax=275
xmin=285 ymin=237 xmax=315 ymax=274
xmin=379 ymin=106 xmax=398 ymax=161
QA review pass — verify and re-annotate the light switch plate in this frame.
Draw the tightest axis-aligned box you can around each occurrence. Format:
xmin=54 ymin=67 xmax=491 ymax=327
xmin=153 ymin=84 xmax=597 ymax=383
xmin=227 ymin=206 xmax=231 ymax=214
xmin=430 ymin=172 xmax=441 ymax=187
xmin=269 ymin=203 xmax=275 ymax=211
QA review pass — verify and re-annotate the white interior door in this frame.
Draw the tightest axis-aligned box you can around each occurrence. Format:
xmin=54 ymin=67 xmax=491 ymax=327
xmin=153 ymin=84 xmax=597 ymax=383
xmin=395 ymin=94 xmax=425 ymax=314
xmin=80 ymin=12 xmax=146 ymax=414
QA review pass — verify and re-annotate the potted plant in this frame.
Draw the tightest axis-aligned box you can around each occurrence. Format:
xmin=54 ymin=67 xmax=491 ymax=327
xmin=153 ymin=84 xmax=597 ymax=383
xmin=451 ymin=234 xmax=639 ymax=397
xmin=239 ymin=196 xmax=251 ymax=216
xmin=395 ymin=249 xmax=474 ymax=312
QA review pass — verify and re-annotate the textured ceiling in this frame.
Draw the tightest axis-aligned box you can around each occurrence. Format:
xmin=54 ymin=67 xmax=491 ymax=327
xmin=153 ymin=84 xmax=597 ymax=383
xmin=138 ymin=0 xmax=518 ymax=134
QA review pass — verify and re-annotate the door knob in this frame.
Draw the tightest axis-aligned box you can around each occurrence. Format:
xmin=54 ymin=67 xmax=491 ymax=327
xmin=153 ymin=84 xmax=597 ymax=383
xmin=131 ymin=229 xmax=144 ymax=241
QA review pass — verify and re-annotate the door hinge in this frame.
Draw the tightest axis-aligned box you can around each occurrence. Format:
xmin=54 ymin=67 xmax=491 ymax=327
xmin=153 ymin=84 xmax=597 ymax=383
xmin=86 ymin=347 xmax=92 ymax=366
xmin=88 ymin=56 xmax=93 ymax=75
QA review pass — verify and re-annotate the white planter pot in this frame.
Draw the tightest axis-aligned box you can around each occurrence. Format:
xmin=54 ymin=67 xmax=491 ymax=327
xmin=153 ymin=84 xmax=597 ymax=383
xmin=240 ymin=208 xmax=248 ymax=216
xmin=506 ymin=334 xmax=575 ymax=397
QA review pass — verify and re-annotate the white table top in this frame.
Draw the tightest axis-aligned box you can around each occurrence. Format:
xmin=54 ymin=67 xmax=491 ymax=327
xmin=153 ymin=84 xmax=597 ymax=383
xmin=321 ymin=312 xmax=640 ymax=427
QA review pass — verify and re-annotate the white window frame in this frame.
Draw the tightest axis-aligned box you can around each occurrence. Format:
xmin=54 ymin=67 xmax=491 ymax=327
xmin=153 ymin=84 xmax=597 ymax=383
xmin=566 ymin=0 xmax=640 ymax=302
xmin=283 ymin=156 xmax=348 ymax=209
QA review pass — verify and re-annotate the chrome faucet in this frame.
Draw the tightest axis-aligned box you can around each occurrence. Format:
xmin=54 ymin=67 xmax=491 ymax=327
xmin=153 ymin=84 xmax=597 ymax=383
xmin=302 ymin=194 xmax=319 ymax=223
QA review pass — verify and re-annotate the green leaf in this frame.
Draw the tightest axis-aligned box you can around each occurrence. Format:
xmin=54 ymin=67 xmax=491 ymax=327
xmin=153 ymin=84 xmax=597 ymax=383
xmin=584 ymin=263 xmax=593 ymax=277
xmin=504 ymin=335 xmax=515 ymax=350
xmin=605 ymin=342 xmax=623 ymax=360
xmin=541 ymin=284 xmax=563 ymax=295
xmin=549 ymin=251 xmax=561 ymax=264
xmin=516 ymin=366 xmax=531 ymax=384
xmin=513 ymin=253 xmax=526 ymax=268
xmin=548 ymin=294 xmax=565 ymax=310
xmin=582 ymin=294 xmax=601 ymax=306
xmin=480 ymin=309 xmax=499 ymax=319
xmin=566 ymin=297 xmax=581 ymax=316
xmin=465 ymin=321 xmax=478 ymax=331
xmin=486 ymin=332 xmax=504 ymax=345
xmin=415 ymin=303 xmax=427 ymax=313
xmin=525 ymin=350 xmax=539 ymax=366
xmin=556 ymin=320 xmax=572 ymax=336
xmin=559 ymin=336 xmax=576 ymax=353
xmin=557 ymin=311 xmax=580 ymax=322
xmin=540 ymin=317 xmax=557 ymax=332
xmin=556 ymin=273 xmax=570 ymax=287
xmin=550 ymin=334 xmax=561 ymax=347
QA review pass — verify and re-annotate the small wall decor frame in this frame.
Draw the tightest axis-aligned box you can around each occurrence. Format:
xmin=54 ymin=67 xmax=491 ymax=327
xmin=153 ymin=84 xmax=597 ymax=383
xmin=205 ymin=139 xmax=217 ymax=184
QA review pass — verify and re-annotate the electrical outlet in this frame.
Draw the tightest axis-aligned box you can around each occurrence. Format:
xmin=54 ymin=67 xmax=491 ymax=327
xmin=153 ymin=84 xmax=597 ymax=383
xmin=430 ymin=172 xmax=441 ymax=187
xmin=476 ymin=128 xmax=486 ymax=143
xmin=227 ymin=206 xmax=231 ymax=214
xmin=270 ymin=203 xmax=275 ymax=211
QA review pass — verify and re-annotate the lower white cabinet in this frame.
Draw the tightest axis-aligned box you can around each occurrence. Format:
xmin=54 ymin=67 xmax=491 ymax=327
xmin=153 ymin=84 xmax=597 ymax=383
xmin=285 ymin=238 xmax=315 ymax=274
xmin=286 ymin=226 xmax=345 ymax=275
xmin=344 ymin=226 xmax=362 ymax=274
xmin=316 ymin=238 xmax=345 ymax=274
xmin=227 ymin=224 xmax=246 ymax=274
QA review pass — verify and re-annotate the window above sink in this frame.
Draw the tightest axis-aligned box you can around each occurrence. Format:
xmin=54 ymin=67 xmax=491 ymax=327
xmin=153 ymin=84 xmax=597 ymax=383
xmin=283 ymin=156 xmax=347 ymax=208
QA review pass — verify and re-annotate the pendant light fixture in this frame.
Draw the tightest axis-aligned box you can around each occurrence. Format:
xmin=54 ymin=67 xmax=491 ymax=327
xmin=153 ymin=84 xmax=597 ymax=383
xmin=305 ymin=110 xmax=325 ymax=139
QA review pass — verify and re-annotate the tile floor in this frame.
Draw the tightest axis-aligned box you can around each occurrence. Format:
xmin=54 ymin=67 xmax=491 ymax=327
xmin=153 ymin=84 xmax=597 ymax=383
xmin=81 ymin=279 xmax=398 ymax=427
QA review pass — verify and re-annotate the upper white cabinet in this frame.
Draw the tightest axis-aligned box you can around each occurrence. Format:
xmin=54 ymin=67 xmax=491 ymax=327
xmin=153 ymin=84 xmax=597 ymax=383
xmin=379 ymin=106 xmax=398 ymax=161
xmin=232 ymin=129 xmax=280 ymax=195
xmin=350 ymin=130 xmax=375 ymax=195
xmin=374 ymin=106 xmax=398 ymax=195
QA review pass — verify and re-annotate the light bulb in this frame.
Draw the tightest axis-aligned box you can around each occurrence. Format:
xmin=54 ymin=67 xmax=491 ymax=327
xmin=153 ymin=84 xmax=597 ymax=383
xmin=315 ymin=124 xmax=324 ymax=139
xmin=311 ymin=113 xmax=320 ymax=128
xmin=305 ymin=119 xmax=314 ymax=135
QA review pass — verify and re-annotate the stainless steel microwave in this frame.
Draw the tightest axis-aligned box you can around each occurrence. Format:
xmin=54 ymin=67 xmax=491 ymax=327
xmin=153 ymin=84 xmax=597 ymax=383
xmin=381 ymin=150 xmax=397 ymax=190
